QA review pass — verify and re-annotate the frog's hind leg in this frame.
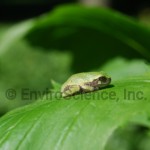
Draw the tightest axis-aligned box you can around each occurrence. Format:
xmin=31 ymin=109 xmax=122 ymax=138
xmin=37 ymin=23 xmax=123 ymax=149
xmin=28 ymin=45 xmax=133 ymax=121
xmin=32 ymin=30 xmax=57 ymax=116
xmin=62 ymin=85 xmax=81 ymax=97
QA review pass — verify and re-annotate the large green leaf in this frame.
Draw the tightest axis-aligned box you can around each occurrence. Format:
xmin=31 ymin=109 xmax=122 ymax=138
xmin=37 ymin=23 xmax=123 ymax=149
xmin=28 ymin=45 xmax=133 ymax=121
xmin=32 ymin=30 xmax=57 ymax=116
xmin=0 ymin=58 xmax=149 ymax=150
xmin=26 ymin=5 xmax=150 ymax=71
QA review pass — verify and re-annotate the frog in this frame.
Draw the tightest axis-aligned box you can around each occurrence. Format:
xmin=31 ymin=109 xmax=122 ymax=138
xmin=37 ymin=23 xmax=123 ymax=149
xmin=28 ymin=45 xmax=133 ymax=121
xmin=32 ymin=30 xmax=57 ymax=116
xmin=61 ymin=71 xmax=111 ymax=97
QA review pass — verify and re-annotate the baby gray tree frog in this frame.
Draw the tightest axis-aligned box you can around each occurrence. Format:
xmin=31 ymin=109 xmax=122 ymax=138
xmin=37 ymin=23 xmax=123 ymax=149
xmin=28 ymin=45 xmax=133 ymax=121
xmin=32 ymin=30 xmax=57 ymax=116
xmin=61 ymin=72 xmax=111 ymax=97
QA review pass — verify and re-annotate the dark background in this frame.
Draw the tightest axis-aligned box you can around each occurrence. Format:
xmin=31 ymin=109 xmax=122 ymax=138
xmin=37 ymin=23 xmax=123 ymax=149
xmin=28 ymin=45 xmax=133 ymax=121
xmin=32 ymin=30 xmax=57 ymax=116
xmin=0 ymin=0 xmax=150 ymax=22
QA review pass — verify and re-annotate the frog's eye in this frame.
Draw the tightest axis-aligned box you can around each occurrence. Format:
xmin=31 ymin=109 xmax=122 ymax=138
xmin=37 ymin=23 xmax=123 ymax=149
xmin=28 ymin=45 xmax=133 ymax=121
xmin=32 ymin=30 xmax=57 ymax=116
xmin=99 ymin=76 xmax=107 ymax=83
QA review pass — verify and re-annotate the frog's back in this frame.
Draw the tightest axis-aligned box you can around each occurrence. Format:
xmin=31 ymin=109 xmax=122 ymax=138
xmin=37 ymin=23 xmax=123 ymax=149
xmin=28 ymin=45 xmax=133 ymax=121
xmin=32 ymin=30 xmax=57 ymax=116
xmin=66 ymin=72 xmax=101 ymax=84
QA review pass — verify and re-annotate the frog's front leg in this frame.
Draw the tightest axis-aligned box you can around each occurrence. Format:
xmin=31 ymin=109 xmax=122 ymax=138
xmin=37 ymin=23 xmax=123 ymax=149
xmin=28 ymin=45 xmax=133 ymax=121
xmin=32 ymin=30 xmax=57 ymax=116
xmin=80 ymin=84 xmax=95 ymax=93
xmin=81 ymin=82 xmax=99 ymax=93
xmin=62 ymin=85 xmax=81 ymax=97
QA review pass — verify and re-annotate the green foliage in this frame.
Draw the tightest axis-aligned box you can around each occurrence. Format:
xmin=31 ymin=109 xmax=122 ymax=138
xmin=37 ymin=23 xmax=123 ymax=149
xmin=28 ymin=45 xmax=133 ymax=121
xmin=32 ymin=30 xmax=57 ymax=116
xmin=0 ymin=22 xmax=71 ymax=112
xmin=0 ymin=4 xmax=150 ymax=150
xmin=100 ymin=57 xmax=150 ymax=81
xmin=26 ymin=5 xmax=150 ymax=71
xmin=0 ymin=58 xmax=150 ymax=150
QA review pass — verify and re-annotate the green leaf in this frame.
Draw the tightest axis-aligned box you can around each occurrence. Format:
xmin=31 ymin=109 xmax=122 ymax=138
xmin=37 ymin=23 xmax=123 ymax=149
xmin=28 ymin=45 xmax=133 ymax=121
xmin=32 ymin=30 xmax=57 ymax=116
xmin=26 ymin=5 xmax=150 ymax=71
xmin=0 ymin=58 xmax=150 ymax=150
xmin=50 ymin=79 xmax=61 ymax=91
xmin=100 ymin=57 xmax=150 ymax=81
xmin=105 ymin=123 xmax=150 ymax=150
xmin=0 ymin=21 xmax=34 ymax=55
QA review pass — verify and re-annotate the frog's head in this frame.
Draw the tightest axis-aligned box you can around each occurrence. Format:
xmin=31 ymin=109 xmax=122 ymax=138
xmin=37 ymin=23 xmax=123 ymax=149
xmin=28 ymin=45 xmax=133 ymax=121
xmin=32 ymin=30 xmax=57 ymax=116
xmin=98 ymin=76 xmax=111 ymax=87
xmin=97 ymin=72 xmax=111 ymax=88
